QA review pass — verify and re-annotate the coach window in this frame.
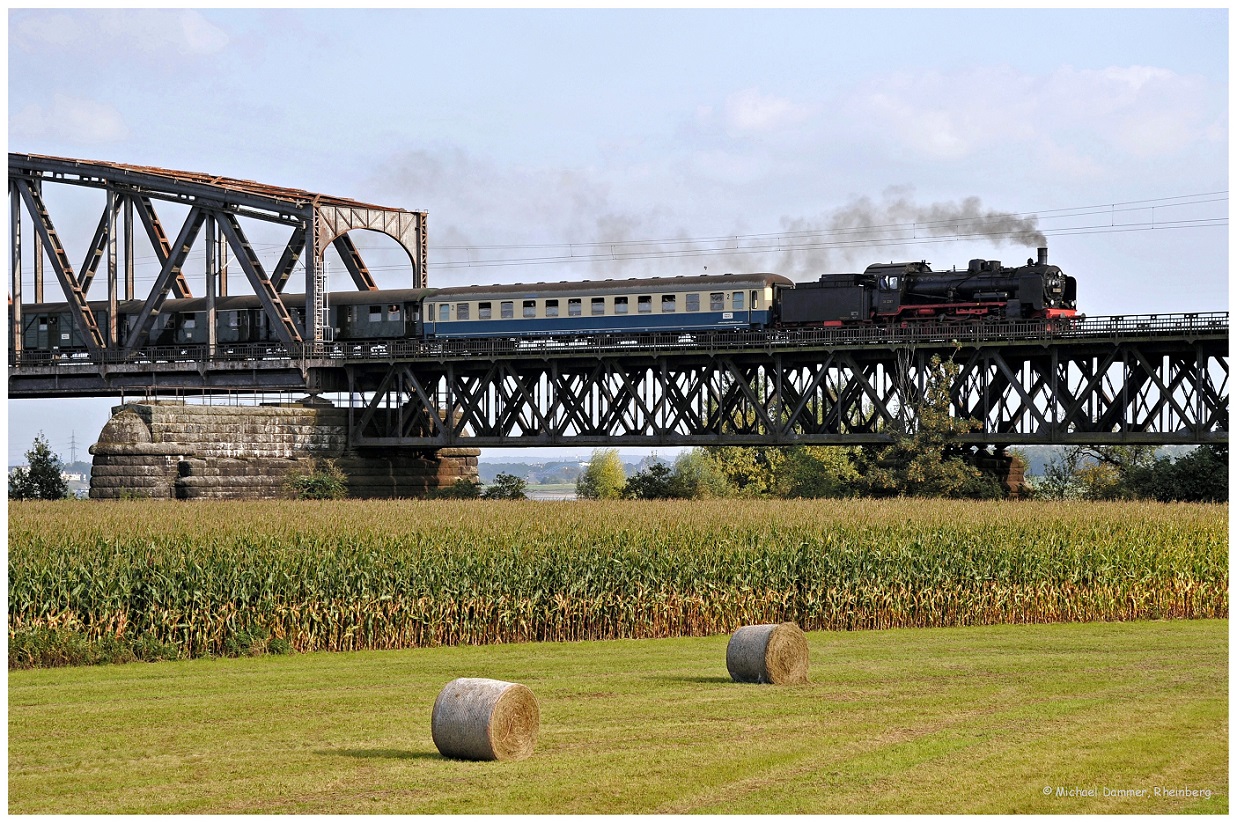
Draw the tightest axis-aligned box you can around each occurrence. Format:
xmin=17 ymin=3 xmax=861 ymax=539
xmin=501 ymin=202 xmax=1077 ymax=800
xmin=638 ymin=295 xmax=653 ymax=314
xmin=662 ymin=295 xmax=676 ymax=313
xmin=591 ymin=297 xmax=606 ymax=316
xmin=710 ymin=292 xmax=725 ymax=311
xmin=686 ymin=293 xmax=700 ymax=312
xmin=750 ymin=291 xmax=759 ymax=309
xmin=371 ymin=305 xmax=384 ymax=322
xmin=456 ymin=303 xmax=470 ymax=321
xmin=501 ymin=301 xmax=514 ymax=319
xmin=568 ymin=298 xmax=582 ymax=317
xmin=438 ymin=304 xmax=450 ymax=322
xmin=479 ymin=302 xmax=492 ymax=320
xmin=732 ymin=291 xmax=745 ymax=310
xmin=614 ymin=296 xmax=629 ymax=315
xmin=389 ymin=305 xmax=402 ymax=319
xmin=523 ymin=300 xmax=537 ymax=318
xmin=545 ymin=299 xmax=560 ymax=317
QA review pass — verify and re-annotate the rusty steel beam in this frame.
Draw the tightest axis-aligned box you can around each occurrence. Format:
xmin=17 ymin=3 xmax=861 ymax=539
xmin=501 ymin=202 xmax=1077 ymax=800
xmin=332 ymin=233 xmax=379 ymax=291
xmin=13 ymin=178 xmax=105 ymax=354
xmin=123 ymin=207 xmax=206 ymax=351
xmin=10 ymin=183 xmax=21 ymax=356
xmin=270 ymin=226 xmax=306 ymax=293
xmin=77 ymin=196 xmax=122 ymax=296
xmin=133 ymin=195 xmax=192 ymax=299
xmin=216 ymin=212 xmax=302 ymax=347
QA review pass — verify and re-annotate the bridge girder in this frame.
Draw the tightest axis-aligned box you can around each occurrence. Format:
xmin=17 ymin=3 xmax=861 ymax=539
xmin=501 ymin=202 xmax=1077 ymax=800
xmin=342 ymin=331 xmax=1227 ymax=448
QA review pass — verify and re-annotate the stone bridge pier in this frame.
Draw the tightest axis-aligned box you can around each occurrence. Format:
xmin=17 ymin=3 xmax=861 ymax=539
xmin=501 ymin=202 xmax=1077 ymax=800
xmin=89 ymin=402 xmax=479 ymax=500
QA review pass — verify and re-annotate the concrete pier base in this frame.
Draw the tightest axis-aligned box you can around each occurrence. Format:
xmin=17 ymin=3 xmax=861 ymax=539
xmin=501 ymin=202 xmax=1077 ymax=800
xmin=89 ymin=402 xmax=479 ymax=500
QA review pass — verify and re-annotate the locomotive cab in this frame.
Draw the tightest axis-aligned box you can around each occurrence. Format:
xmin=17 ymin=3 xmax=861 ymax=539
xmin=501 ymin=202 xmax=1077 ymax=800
xmin=868 ymin=261 xmax=930 ymax=316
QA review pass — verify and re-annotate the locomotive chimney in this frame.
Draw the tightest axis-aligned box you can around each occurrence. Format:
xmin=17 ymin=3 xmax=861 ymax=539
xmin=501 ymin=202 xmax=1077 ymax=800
xmin=1037 ymin=246 xmax=1048 ymax=266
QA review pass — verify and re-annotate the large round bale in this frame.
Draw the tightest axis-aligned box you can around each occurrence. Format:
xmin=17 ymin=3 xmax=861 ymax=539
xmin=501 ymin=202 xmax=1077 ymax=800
xmin=726 ymin=622 xmax=810 ymax=685
xmin=431 ymin=677 xmax=540 ymax=761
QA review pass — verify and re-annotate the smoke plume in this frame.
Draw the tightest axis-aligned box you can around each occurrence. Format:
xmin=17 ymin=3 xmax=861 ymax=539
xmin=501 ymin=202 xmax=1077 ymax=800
xmin=769 ymin=193 xmax=1046 ymax=276
xmin=833 ymin=193 xmax=1045 ymax=246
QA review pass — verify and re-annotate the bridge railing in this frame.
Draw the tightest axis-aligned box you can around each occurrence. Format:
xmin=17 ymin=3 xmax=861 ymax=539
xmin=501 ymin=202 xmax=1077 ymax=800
xmin=9 ymin=311 xmax=1228 ymax=369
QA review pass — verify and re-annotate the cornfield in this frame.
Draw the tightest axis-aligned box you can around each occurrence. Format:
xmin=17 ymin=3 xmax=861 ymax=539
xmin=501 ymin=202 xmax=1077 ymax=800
xmin=8 ymin=499 xmax=1227 ymax=667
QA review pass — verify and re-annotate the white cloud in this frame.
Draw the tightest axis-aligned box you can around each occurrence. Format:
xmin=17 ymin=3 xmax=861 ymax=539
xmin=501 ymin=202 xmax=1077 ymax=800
xmin=12 ymin=12 xmax=83 ymax=48
xmin=14 ymin=9 xmax=229 ymax=60
xmin=10 ymin=94 xmax=130 ymax=144
xmin=723 ymin=88 xmax=812 ymax=133
xmin=692 ymin=88 xmax=812 ymax=138
xmin=1051 ymin=66 xmax=1214 ymax=158
xmin=177 ymin=11 xmax=231 ymax=55
xmin=843 ymin=63 xmax=1223 ymax=166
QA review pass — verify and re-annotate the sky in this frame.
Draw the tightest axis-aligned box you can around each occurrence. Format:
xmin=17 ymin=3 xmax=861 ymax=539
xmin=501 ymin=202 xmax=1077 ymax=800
xmin=6 ymin=8 xmax=1229 ymax=465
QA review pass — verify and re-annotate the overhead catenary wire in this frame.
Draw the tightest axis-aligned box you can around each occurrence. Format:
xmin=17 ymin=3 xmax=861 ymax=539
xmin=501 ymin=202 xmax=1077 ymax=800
xmin=12 ymin=191 xmax=1228 ymax=284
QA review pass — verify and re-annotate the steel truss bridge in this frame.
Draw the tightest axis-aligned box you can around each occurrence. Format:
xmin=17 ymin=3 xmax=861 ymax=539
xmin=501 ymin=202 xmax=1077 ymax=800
xmin=8 ymin=154 xmax=1229 ymax=449
xmin=10 ymin=314 xmax=1228 ymax=449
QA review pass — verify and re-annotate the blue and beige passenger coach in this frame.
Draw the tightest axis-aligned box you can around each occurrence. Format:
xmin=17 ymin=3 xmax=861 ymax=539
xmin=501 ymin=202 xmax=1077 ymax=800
xmin=422 ymin=273 xmax=793 ymax=338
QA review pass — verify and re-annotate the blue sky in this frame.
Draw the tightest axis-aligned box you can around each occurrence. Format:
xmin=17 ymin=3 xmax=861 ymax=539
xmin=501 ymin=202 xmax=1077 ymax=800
xmin=7 ymin=8 xmax=1229 ymax=464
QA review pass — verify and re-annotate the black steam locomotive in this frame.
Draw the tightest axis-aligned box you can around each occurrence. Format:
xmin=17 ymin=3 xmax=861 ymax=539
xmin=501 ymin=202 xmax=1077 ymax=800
xmin=779 ymin=247 xmax=1076 ymax=326
xmin=14 ymin=247 xmax=1076 ymax=354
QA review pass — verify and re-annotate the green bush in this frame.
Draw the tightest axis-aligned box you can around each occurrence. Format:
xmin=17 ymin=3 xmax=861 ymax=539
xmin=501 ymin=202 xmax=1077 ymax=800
xmin=429 ymin=478 xmax=483 ymax=499
xmin=286 ymin=459 xmax=348 ymax=500
xmin=482 ymin=473 xmax=527 ymax=500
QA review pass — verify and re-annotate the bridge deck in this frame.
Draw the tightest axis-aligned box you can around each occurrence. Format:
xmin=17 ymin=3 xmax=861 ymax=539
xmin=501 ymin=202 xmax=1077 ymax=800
xmin=9 ymin=311 xmax=1227 ymax=376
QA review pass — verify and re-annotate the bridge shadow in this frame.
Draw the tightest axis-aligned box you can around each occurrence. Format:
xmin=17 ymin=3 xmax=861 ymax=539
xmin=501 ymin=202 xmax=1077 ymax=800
xmin=318 ymin=748 xmax=441 ymax=761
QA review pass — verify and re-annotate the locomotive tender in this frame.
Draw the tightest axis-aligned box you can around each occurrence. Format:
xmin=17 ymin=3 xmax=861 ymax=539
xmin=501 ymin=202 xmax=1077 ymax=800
xmin=14 ymin=247 xmax=1076 ymax=354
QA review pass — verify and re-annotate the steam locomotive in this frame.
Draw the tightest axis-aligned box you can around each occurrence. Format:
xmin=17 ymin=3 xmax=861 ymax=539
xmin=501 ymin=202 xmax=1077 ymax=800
xmin=13 ymin=247 xmax=1076 ymax=353
xmin=779 ymin=247 xmax=1075 ymax=326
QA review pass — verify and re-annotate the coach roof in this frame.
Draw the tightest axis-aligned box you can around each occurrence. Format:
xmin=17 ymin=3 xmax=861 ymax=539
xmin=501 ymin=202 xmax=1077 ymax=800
xmin=425 ymin=273 xmax=794 ymax=301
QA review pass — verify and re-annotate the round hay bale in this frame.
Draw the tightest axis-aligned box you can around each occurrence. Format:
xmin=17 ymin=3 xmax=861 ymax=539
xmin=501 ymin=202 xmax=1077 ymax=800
xmin=431 ymin=678 xmax=539 ymax=761
xmin=726 ymin=622 xmax=809 ymax=685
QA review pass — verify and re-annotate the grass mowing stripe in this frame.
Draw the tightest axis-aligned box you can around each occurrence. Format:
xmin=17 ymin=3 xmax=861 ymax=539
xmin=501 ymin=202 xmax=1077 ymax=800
xmin=8 ymin=620 xmax=1226 ymax=814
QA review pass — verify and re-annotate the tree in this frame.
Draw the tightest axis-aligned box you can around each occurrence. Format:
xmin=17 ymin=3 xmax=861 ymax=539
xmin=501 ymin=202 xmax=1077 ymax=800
xmin=1125 ymin=445 xmax=1228 ymax=503
xmin=576 ymin=449 xmax=627 ymax=499
xmin=702 ymin=446 xmax=786 ymax=496
xmin=776 ymin=445 xmax=860 ymax=498
xmin=667 ymin=449 xmax=733 ymax=499
xmin=624 ymin=460 xmax=675 ymax=499
xmin=483 ymin=472 xmax=527 ymax=500
xmin=853 ymin=356 xmax=1004 ymax=499
xmin=9 ymin=433 xmax=70 ymax=501
xmin=1033 ymin=449 xmax=1084 ymax=499
xmin=1070 ymin=445 xmax=1158 ymax=501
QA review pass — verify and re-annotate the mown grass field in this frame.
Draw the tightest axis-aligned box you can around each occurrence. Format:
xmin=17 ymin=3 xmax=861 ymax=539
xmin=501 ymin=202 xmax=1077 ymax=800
xmin=8 ymin=620 xmax=1227 ymax=814
xmin=8 ymin=499 xmax=1228 ymax=665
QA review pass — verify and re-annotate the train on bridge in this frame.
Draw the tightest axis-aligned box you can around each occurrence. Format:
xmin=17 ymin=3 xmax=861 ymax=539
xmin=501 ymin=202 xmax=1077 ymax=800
xmin=15 ymin=247 xmax=1076 ymax=354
